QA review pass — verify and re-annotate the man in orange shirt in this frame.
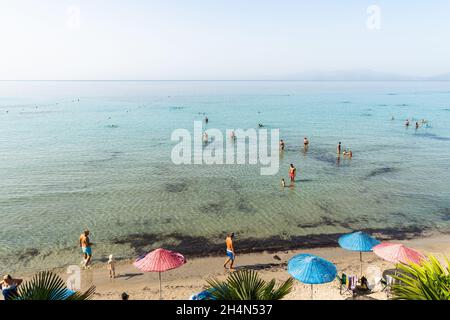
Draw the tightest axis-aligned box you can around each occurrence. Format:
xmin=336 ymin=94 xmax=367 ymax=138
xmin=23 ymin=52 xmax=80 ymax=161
xmin=224 ymin=233 xmax=235 ymax=270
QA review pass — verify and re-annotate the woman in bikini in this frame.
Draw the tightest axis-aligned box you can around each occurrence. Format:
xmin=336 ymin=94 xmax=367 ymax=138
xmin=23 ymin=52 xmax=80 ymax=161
xmin=289 ymin=164 xmax=296 ymax=183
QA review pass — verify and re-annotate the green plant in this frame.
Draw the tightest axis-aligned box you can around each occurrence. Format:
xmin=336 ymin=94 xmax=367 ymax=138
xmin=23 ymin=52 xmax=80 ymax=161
xmin=392 ymin=255 xmax=450 ymax=300
xmin=205 ymin=269 xmax=293 ymax=300
xmin=14 ymin=271 xmax=95 ymax=300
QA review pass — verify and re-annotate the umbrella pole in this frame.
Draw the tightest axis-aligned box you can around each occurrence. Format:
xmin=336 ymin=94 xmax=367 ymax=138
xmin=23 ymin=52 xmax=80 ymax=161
xmin=360 ymin=251 xmax=363 ymax=276
xmin=311 ymin=284 xmax=314 ymax=300
xmin=159 ymin=272 xmax=162 ymax=300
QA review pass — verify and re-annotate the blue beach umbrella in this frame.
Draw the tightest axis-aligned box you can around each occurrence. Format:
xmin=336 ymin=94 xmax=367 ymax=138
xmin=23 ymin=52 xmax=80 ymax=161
xmin=338 ymin=231 xmax=380 ymax=275
xmin=288 ymin=254 xmax=337 ymax=299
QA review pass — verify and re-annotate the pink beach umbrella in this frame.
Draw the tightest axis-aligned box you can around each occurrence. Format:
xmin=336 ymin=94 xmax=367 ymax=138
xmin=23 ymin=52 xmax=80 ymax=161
xmin=133 ymin=248 xmax=186 ymax=299
xmin=373 ymin=242 xmax=425 ymax=265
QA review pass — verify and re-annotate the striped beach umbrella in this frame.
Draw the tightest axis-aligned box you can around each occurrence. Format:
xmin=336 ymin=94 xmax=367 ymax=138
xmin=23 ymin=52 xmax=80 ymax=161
xmin=133 ymin=248 xmax=186 ymax=299
xmin=373 ymin=243 xmax=425 ymax=265
xmin=288 ymin=254 xmax=337 ymax=299
xmin=338 ymin=231 xmax=380 ymax=275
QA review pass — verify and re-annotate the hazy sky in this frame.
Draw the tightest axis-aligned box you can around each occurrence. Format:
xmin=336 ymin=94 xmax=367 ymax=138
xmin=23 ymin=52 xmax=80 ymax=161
xmin=1 ymin=0 xmax=449 ymax=80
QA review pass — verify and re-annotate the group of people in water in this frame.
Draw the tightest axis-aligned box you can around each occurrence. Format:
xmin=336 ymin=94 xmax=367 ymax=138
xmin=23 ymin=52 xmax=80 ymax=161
xmin=404 ymin=118 xmax=431 ymax=129
xmin=280 ymin=139 xmax=352 ymax=188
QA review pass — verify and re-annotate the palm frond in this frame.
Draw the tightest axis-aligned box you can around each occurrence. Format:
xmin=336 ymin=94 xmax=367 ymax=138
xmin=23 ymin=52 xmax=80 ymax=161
xmin=15 ymin=271 xmax=96 ymax=300
xmin=206 ymin=269 xmax=293 ymax=300
xmin=392 ymin=254 xmax=450 ymax=300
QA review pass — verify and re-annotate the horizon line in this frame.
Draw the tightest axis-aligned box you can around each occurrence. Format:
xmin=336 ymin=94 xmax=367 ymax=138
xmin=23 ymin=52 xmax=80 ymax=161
xmin=2 ymin=79 xmax=450 ymax=82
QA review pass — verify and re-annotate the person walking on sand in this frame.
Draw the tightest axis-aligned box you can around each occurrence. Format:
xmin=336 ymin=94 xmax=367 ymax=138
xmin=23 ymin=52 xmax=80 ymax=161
xmin=108 ymin=254 xmax=116 ymax=279
xmin=1 ymin=275 xmax=22 ymax=300
xmin=224 ymin=233 xmax=235 ymax=270
xmin=289 ymin=164 xmax=296 ymax=183
xmin=79 ymin=229 xmax=94 ymax=269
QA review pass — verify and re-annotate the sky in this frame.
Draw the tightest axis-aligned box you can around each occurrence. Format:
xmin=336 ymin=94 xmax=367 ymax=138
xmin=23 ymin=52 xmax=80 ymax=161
xmin=0 ymin=0 xmax=449 ymax=80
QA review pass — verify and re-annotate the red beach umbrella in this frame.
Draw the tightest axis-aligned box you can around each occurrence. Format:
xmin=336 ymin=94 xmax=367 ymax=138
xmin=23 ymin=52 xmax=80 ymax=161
xmin=373 ymin=242 xmax=425 ymax=265
xmin=133 ymin=248 xmax=186 ymax=299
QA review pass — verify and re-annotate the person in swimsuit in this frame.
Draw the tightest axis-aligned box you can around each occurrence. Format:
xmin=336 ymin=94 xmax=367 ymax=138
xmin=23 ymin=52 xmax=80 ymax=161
xmin=280 ymin=140 xmax=285 ymax=151
xmin=289 ymin=164 xmax=296 ymax=183
xmin=79 ymin=229 xmax=94 ymax=269
xmin=337 ymin=142 xmax=341 ymax=156
xmin=205 ymin=116 xmax=208 ymax=124
xmin=303 ymin=137 xmax=309 ymax=149
xmin=1 ymin=275 xmax=22 ymax=300
xmin=224 ymin=233 xmax=235 ymax=270
xmin=405 ymin=119 xmax=410 ymax=127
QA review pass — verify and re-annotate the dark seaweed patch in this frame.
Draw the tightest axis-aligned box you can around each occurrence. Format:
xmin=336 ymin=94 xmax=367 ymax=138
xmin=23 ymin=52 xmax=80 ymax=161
xmin=14 ymin=248 xmax=40 ymax=265
xmin=237 ymin=198 xmax=255 ymax=213
xmin=113 ymin=226 xmax=427 ymax=258
xmin=414 ymin=132 xmax=450 ymax=141
xmin=365 ymin=167 xmax=397 ymax=179
xmin=165 ymin=182 xmax=188 ymax=193
xmin=438 ymin=208 xmax=450 ymax=221
xmin=200 ymin=201 xmax=226 ymax=214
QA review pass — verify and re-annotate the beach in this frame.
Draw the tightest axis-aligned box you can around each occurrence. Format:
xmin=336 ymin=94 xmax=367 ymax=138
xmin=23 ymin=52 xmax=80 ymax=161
xmin=1 ymin=81 xmax=450 ymax=275
xmin=42 ymin=233 xmax=447 ymax=300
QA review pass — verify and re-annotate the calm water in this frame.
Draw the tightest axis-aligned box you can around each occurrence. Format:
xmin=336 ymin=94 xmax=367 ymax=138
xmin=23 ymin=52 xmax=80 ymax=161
xmin=1 ymin=81 xmax=449 ymax=273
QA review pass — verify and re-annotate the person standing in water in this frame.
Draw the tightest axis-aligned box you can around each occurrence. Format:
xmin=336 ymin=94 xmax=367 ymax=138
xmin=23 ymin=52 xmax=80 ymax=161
xmin=79 ymin=229 xmax=94 ymax=269
xmin=205 ymin=116 xmax=208 ymax=124
xmin=405 ymin=119 xmax=410 ymax=127
xmin=303 ymin=137 xmax=309 ymax=150
xmin=289 ymin=164 xmax=296 ymax=184
xmin=279 ymin=139 xmax=285 ymax=151
xmin=224 ymin=233 xmax=235 ymax=271
xmin=337 ymin=142 xmax=342 ymax=155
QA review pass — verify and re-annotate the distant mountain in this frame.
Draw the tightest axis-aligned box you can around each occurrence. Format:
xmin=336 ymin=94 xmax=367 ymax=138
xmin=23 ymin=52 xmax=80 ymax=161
xmin=282 ymin=69 xmax=429 ymax=81
xmin=427 ymin=72 xmax=450 ymax=81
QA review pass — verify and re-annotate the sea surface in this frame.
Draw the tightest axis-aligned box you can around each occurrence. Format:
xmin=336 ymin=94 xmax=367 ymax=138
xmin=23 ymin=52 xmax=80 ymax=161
xmin=1 ymin=81 xmax=449 ymax=273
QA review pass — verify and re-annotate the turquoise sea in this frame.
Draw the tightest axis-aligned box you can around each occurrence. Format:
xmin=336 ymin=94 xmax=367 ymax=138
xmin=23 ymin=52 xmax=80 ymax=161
xmin=1 ymin=81 xmax=449 ymax=273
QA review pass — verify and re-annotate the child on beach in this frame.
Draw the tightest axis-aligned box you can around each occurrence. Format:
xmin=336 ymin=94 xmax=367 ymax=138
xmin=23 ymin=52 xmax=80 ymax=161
xmin=108 ymin=254 xmax=116 ymax=279
xmin=281 ymin=178 xmax=286 ymax=188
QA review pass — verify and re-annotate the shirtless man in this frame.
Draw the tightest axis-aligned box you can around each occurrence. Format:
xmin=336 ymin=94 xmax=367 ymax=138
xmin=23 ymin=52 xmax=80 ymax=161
xmin=337 ymin=142 xmax=342 ymax=155
xmin=279 ymin=139 xmax=285 ymax=151
xmin=224 ymin=233 xmax=235 ymax=270
xmin=79 ymin=229 xmax=94 ymax=268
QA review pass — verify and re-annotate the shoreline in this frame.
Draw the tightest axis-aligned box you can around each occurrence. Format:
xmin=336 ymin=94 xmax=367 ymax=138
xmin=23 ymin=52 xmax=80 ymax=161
xmin=12 ymin=228 xmax=447 ymax=278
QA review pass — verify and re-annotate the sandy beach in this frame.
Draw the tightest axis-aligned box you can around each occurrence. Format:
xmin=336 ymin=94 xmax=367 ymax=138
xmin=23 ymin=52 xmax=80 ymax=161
xmin=48 ymin=233 xmax=450 ymax=300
